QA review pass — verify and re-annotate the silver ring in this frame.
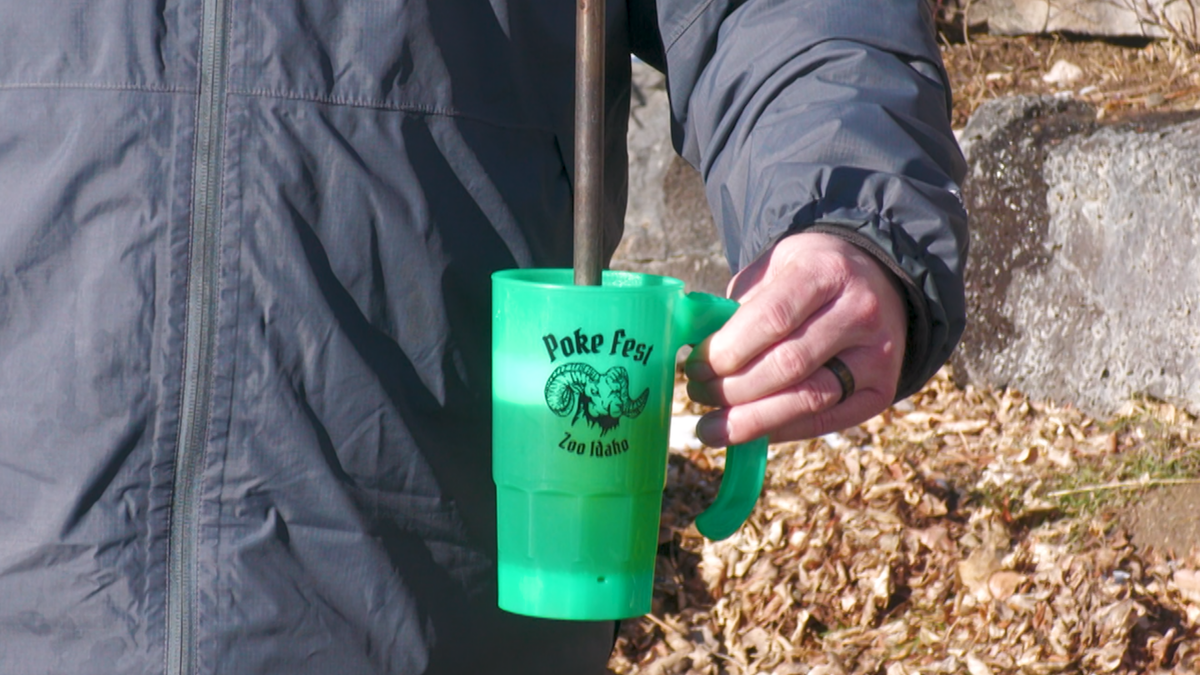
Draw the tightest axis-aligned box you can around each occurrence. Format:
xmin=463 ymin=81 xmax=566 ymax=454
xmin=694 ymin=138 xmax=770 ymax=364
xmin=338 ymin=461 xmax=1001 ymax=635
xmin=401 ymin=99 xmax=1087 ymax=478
xmin=824 ymin=356 xmax=855 ymax=404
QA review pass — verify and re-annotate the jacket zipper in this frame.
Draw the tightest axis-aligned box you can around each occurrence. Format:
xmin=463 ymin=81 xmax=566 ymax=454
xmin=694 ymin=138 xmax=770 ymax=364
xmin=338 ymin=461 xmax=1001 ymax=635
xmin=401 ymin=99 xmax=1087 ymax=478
xmin=167 ymin=0 xmax=230 ymax=672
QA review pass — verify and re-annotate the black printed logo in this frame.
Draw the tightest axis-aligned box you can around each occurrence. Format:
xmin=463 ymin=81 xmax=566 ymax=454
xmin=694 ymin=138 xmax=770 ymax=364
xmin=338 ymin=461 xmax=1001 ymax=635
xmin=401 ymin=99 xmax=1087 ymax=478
xmin=544 ymin=363 xmax=649 ymax=435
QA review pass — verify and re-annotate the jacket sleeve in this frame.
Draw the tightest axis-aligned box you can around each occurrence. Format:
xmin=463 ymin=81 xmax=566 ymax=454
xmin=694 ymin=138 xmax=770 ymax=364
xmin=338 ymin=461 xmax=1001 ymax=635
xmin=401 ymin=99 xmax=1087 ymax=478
xmin=629 ymin=0 xmax=969 ymax=400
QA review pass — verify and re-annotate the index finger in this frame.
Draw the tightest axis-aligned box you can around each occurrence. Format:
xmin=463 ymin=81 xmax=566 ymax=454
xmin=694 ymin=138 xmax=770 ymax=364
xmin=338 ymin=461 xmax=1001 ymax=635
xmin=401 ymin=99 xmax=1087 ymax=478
xmin=701 ymin=274 xmax=836 ymax=378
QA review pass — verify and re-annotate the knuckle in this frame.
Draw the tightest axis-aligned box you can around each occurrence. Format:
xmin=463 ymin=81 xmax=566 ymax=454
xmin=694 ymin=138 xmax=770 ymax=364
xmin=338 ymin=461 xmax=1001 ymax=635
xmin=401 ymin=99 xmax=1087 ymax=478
xmin=877 ymin=334 xmax=902 ymax=361
xmin=760 ymin=300 xmax=796 ymax=341
xmin=841 ymin=287 xmax=885 ymax=335
xmin=784 ymin=381 xmax=828 ymax=414
xmin=855 ymin=292 xmax=885 ymax=328
xmin=771 ymin=341 xmax=813 ymax=386
xmin=814 ymin=252 xmax=854 ymax=290
xmin=808 ymin=407 xmax=838 ymax=438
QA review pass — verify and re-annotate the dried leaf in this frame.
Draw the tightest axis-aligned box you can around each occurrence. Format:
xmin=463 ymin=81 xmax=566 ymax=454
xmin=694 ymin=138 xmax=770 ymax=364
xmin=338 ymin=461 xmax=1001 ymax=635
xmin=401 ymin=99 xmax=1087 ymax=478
xmin=966 ymin=654 xmax=994 ymax=675
xmin=988 ymin=571 xmax=1026 ymax=601
xmin=959 ymin=547 xmax=1003 ymax=601
xmin=613 ymin=368 xmax=1200 ymax=675
xmin=1175 ymin=569 xmax=1200 ymax=603
xmin=938 ymin=419 xmax=990 ymax=435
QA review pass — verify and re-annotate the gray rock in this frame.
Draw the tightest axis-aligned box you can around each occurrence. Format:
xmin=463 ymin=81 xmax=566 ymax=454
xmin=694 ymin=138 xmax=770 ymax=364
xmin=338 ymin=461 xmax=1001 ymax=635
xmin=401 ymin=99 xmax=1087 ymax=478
xmin=954 ymin=94 xmax=1200 ymax=416
xmin=965 ymin=0 xmax=1193 ymax=39
xmin=612 ymin=61 xmax=731 ymax=296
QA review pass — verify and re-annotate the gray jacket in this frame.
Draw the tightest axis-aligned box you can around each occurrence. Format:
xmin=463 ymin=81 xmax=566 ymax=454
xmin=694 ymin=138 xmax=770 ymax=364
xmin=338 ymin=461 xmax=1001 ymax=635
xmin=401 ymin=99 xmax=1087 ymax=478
xmin=0 ymin=1 xmax=966 ymax=673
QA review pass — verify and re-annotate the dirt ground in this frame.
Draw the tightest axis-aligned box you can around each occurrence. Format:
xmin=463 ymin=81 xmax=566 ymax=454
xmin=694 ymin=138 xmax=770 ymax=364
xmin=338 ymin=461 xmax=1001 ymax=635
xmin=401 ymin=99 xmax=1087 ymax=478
xmin=609 ymin=32 xmax=1200 ymax=675
xmin=1127 ymin=485 xmax=1200 ymax=556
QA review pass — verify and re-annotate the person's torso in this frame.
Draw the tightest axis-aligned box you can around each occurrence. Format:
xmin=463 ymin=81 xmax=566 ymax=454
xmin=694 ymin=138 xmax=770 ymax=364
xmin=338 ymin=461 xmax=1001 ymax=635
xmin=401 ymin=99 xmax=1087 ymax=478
xmin=0 ymin=2 xmax=632 ymax=673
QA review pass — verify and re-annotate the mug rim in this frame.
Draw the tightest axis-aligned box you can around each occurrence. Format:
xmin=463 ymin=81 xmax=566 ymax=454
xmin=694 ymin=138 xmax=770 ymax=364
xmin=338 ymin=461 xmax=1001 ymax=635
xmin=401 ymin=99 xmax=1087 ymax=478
xmin=492 ymin=268 xmax=685 ymax=292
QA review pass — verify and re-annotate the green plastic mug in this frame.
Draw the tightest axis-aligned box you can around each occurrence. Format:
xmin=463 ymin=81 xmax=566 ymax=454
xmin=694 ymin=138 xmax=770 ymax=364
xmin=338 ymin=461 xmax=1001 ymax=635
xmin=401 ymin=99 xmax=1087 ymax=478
xmin=491 ymin=268 xmax=768 ymax=620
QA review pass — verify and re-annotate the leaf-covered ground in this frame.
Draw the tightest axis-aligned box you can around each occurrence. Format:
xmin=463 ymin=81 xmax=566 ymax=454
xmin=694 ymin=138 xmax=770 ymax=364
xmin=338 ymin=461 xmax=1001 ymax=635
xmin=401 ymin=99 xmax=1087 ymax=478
xmin=609 ymin=370 xmax=1200 ymax=674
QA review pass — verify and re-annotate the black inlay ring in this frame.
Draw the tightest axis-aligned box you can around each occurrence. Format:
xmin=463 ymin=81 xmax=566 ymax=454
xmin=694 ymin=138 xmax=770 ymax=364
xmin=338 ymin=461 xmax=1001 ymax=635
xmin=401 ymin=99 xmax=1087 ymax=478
xmin=824 ymin=356 xmax=856 ymax=404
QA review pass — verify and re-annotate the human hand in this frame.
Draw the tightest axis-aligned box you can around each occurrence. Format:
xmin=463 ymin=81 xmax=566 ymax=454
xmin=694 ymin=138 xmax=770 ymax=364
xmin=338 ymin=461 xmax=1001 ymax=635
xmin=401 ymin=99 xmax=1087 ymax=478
xmin=685 ymin=231 xmax=907 ymax=445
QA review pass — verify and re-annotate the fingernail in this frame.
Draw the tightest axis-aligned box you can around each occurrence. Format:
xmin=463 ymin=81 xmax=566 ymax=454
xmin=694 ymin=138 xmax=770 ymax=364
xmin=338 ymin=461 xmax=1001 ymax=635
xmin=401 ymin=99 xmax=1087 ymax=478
xmin=685 ymin=360 xmax=715 ymax=381
xmin=696 ymin=414 xmax=729 ymax=447
xmin=685 ymin=381 xmax=708 ymax=406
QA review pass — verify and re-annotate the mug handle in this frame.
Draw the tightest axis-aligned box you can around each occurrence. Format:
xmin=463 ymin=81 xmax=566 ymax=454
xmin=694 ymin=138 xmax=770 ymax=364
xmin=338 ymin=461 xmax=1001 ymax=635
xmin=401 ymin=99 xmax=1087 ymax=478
xmin=674 ymin=292 xmax=770 ymax=541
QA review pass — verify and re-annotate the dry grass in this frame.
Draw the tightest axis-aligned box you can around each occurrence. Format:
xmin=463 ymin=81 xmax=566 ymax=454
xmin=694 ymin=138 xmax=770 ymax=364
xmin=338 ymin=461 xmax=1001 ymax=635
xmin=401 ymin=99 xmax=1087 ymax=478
xmin=941 ymin=33 xmax=1200 ymax=127
xmin=608 ymin=370 xmax=1200 ymax=675
xmin=1124 ymin=0 xmax=1200 ymax=53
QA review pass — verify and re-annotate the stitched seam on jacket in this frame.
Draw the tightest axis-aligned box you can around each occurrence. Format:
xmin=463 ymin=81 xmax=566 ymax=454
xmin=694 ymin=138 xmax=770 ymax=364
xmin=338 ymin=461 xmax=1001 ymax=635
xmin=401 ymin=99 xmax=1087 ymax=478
xmin=662 ymin=0 xmax=722 ymax=53
xmin=0 ymin=81 xmax=192 ymax=94
xmin=227 ymin=87 xmax=556 ymax=133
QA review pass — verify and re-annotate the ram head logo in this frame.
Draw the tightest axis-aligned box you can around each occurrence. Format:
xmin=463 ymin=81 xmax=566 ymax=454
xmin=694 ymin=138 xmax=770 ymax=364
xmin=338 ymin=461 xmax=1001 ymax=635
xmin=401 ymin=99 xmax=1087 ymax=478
xmin=544 ymin=363 xmax=649 ymax=435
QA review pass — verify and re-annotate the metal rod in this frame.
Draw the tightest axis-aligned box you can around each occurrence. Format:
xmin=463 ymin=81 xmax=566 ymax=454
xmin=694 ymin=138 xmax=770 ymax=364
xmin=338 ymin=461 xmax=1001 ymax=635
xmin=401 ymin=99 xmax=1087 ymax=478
xmin=574 ymin=0 xmax=605 ymax=286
